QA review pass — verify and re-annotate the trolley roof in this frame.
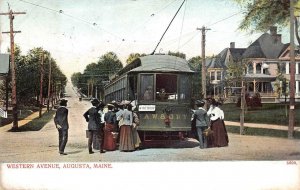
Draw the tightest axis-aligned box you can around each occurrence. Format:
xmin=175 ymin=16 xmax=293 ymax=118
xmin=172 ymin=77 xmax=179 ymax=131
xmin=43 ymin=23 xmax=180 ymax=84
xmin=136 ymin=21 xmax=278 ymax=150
xmin=127 ymin=54 xmax=194 ymax=73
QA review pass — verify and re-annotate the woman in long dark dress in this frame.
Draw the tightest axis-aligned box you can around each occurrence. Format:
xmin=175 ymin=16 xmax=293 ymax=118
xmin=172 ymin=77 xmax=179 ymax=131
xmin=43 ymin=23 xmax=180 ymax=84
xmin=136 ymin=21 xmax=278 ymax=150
xmin=207 ymin=99 xmax=229 ymax=147
xmin=103 ymin=104 xmax=118 ymax=151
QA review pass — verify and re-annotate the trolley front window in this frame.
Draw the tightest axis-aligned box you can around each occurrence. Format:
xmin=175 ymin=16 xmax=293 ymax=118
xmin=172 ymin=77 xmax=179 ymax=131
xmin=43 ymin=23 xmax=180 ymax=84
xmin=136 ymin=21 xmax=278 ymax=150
xmin=156 ymin=74 xmax=177 ymax=102
xmin=140 ymin=74 xmax=154 ymax=101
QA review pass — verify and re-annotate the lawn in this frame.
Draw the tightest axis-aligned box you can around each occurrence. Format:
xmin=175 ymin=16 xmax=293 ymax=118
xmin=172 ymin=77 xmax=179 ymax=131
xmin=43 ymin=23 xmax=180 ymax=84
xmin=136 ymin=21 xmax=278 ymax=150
xmin=221 ymin=103 xmax=300 ymax=127
xmin=7 ymin=110 xmax=55 ymax=132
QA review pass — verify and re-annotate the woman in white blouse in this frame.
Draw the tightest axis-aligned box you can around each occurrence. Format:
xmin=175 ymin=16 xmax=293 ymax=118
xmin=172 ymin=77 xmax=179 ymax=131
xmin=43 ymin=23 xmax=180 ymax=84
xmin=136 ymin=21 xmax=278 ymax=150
xmin=117 ymin=102 xmax=135 ymax=151
xmin=207 ymin=99 xmax=229 ymax=147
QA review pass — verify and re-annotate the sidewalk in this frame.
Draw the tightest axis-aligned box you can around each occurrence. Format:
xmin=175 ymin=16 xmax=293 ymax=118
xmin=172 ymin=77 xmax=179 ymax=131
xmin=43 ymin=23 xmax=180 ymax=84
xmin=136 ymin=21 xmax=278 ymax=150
xmin=0 ymin=108 xmax=47 ymax=132
xmin=225 ymin=121 xmax=300 ymax=132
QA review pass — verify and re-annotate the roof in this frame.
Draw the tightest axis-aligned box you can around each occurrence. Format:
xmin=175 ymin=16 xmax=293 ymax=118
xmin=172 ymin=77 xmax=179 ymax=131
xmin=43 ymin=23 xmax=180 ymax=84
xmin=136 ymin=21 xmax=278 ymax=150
xmin=229 ymin=48 xmax=246 ymax=62
xmin=206 ymin=48 xmax=228 ymax=69
xmin=244 ymin=74 xmax=276 ymax=81
xmin=242 ymin=33 xmax=286 ymax=59
xmin=206 ymin=48 xmax=246 ymax=69
xmin=130 ymin=54 xmax=194 ymax=73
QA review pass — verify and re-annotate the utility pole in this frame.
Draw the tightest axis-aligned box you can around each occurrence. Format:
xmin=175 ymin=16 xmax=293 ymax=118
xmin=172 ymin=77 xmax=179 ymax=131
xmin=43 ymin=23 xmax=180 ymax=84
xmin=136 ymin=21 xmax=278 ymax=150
xmin=1 ymin=9 xmax=26 ymax=130
xmin=197 ymin=26 xmax=210 ymax=101
xmin=39 ymin=53 xmax=44 ymax=118
xmin=47 ymin=57 xmax=51 ymax=112
xmin=288 ymin=0 xmax=296 ymax=138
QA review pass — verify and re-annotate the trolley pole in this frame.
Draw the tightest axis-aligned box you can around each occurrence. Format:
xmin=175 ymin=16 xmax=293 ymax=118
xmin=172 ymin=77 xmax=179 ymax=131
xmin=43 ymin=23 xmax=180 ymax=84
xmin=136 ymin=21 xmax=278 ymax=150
xmin=197 ymin=26 xmax=210 ymax=101
xmin=1 ymin=9 xmax=26 ymax=130
xmin=288 ymin=0 xmax=296 ymax=138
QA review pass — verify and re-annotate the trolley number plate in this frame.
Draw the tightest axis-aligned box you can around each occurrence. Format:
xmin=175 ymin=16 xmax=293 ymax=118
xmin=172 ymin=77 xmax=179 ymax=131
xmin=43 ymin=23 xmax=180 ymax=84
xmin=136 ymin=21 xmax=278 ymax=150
xmin=139 ymin=105 xmax=156 ymax=112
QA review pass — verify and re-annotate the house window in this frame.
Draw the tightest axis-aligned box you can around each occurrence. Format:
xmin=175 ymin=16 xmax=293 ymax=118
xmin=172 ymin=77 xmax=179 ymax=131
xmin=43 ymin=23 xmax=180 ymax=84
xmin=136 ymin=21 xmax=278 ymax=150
xmin=247 ymin=63 xmax=253 ymax=74
xmin=297 ymin=62 xmax=300 ymax=74
xmin=210 ymin=71 xmax=215 ymax=81
xmin=256 ymin=63 xmax=262 ymax=74
xmin=216 ymin=71 xmax=221 ymax=80
xmin=280 ymin=62 xmax=286 ymax=74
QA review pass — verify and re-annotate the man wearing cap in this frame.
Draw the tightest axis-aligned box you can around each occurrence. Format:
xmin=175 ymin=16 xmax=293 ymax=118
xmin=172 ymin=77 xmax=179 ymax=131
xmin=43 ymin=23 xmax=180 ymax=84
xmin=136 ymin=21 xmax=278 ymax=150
xmin=83 ymin=98 xmax=105 ymax=154
xmin=192 ymin=100 xmax=210 ymax=149
xmin=54 ymin=99 xmax=69 ymax=155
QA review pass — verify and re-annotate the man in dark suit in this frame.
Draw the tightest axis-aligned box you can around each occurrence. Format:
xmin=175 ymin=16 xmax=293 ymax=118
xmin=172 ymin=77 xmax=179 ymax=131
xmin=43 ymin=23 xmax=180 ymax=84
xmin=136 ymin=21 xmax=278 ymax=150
xmin=193 ymin=100 xmax=210 ymax=149
xmin=54 ymin=99 xmax=69 ymax=155
xmin=83 ymin=98 xmax=105 ymax=154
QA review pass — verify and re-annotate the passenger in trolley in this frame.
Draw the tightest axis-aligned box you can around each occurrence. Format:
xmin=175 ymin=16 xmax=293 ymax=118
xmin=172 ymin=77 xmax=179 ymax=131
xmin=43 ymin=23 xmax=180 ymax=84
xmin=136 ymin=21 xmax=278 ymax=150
xmin=143 ymin=85 xmax=154 ymax=100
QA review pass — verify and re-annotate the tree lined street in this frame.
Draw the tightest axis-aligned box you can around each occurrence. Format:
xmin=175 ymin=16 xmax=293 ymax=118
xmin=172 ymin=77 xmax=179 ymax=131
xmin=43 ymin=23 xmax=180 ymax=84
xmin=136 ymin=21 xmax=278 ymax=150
xmin=0 ymin=82 xmax=300 ymax=162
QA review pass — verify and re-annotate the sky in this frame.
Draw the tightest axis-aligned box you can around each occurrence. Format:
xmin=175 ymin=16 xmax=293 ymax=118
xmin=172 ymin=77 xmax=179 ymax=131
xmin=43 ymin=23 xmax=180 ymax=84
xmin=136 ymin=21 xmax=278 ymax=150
xmin=0 ymin=0 xmax=289 ymax=78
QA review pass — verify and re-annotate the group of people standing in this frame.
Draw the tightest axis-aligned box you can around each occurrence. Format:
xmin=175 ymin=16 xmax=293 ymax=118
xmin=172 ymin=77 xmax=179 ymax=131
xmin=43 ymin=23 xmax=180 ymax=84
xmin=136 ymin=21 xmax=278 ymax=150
xmin=53 ymin=96 xmax=228 ymax=156
xmin=83 ymin=98 xmax=141 ymax=154
xmin=192 ymin=98 xmax=229 ymax=149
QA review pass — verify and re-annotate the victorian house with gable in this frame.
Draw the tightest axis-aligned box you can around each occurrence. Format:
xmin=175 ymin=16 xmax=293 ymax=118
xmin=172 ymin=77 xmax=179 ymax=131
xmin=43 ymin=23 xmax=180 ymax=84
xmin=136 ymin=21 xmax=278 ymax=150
xmin=206 ymin=26 xmax=300 ymax=103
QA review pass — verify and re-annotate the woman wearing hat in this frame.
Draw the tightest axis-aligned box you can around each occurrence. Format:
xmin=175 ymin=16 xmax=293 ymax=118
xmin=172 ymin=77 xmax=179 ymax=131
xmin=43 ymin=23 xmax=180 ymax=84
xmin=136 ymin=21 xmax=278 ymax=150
xmin=103 ymin=103 xmax=118 ymax=151
xmin=207 ymin=99 xmax=229 ymax=147
xmin=117 ymin=102 xmax=135 ymax=151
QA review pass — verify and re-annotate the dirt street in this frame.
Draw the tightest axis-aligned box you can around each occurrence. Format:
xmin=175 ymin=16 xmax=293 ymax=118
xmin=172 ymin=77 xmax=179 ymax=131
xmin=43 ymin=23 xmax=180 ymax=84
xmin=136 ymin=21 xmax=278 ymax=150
xmin=0 ymin=82 xmax=300 ymax=162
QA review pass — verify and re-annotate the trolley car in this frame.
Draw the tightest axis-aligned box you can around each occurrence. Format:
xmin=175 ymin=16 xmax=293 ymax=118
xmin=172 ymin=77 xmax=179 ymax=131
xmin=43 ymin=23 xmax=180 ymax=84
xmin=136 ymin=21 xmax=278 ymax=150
xmin=104 ymin=54 xmax=195 ymax=141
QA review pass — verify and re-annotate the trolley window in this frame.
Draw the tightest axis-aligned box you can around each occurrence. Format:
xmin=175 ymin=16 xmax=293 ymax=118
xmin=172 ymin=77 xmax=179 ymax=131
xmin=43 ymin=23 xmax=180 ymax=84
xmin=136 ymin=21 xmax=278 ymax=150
xmin=156 ymin=74 xmax=177 ymax=102
xmin=140 ymin=74 xmax=154 ymax=101
xmin=179 ymin=75 xmax=191 ymax=101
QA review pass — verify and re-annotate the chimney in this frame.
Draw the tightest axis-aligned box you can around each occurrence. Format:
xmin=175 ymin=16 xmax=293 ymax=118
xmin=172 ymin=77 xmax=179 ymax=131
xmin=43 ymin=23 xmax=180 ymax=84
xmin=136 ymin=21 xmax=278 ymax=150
xmin=270 ymin=26 xmax=281 ymax=43
xmin=270 ymin=26 xmax=277 ymax=35
xmin=230 ymin=42 xmax=235 ymax=48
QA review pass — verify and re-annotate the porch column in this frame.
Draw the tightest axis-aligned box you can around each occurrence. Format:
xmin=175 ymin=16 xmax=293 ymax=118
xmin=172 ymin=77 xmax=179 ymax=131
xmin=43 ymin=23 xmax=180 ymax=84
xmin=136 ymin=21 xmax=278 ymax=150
xmin=253 ymin=79 xmax=256 ymax=92
xmin=286 ymin=61 xmax=290 ymax=74
xmin=296 ymin=81 xmax=299 ymax=97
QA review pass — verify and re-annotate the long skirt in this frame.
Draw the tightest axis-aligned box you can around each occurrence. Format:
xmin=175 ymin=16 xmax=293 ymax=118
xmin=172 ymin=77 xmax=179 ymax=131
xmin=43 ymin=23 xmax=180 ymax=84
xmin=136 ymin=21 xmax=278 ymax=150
xmin=103 ymin=123 xmax=117 ymax=151
xmin=119 ymin=125 xmax=135 ymax=151
xmin=207 ymin=119 xmax=229 ymax=148
xmin=132 ymin=126 xmax=141 ymax=148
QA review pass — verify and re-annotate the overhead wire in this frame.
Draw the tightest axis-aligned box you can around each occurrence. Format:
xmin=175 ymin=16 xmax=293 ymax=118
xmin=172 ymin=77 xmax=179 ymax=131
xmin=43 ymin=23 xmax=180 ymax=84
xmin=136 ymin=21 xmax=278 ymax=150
xmin=151 ymin=0 xmax=186 ymax=55
xmin=177 ymin=0 xmax=187 ymax=52
xmin=17 ymin=0 xmax=123 ymax=40
xmin=114 ymin=0 xmax=179 ymax=54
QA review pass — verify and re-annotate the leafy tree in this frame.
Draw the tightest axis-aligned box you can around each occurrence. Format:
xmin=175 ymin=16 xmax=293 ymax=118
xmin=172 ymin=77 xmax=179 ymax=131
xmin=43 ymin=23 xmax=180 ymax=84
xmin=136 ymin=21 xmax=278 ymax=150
xmin=126 ymin=53 xmax=146 ymax=65
xmin=224 ymin=60 xmax=246 ymax=89
xmin=76 ymin=52 xmax=123 ymax=99
xmin=188 ymin=56 xmax=202 ymax=99
xmin=233 ymin=0 xmax=300 ymax=44
xmin=71 ymin=72 xmax=82 ymax=87
xmin=167 ymin=51 xmax=186 ymax=59
xmin=2 ymin=45 xmax=67 ymax=107
xmin=188 ymin=56 xmax=201 ymax=71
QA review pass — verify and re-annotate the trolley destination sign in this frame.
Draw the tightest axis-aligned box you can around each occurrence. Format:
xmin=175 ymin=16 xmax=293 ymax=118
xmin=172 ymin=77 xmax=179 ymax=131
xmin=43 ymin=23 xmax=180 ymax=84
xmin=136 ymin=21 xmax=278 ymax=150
xmin=138 ymin=105 xmax=156 ymax=112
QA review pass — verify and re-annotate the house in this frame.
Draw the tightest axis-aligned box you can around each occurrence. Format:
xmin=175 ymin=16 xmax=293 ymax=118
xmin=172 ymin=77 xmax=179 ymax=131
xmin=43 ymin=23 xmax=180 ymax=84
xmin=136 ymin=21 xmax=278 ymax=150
xmin=206 ymin=26 xmax=300 ymax=103
xmin=206 ymin=42 xmax=245 ymax=99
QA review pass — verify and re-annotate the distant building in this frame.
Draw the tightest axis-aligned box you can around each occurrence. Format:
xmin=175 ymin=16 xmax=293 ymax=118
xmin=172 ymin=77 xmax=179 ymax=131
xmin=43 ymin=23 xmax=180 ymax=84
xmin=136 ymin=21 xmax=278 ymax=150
xmin=206 ymin=26 xmax=300 ymax=103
